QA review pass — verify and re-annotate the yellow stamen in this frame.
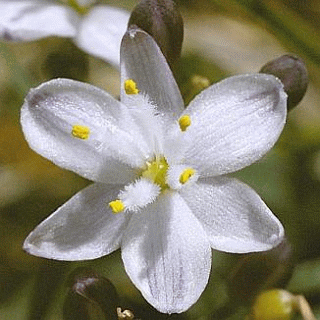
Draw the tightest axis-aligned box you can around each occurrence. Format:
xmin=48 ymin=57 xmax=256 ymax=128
xmin=124 ymin=79 xmax=139 ymax=95
xmin=71 ymin=124 xmax=90 ymax=140
xmin=179 ymin=168 xmax=195 ymax=184
xmin=109 ymin=200 xmax=125 ymax=213
xmin=179 ymin=115 xmax=191 ymax=132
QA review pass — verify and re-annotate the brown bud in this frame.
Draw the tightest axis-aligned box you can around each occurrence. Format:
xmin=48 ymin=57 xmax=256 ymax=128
xmin=227 ymin=239 xmax=294 ymax=305
xmin=41 ymin=41 xmax=89 ymax=81
xmin=63 ymin=268 xmax=119 ymax=320
xmin=260 ymin=54 xmax=308 ymax=111
xmin=128 ymin=0 xmax=183 ymax=69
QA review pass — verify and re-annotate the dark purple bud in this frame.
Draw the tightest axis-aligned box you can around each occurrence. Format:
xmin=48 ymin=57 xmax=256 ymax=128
xmin=41 ymin=41 xmax=89 ymax=81
xmin=128 ymin=0 xmax=183 ymax=69
xmin=63 ymin=268 xmax=119 ymax=320
xmin=260 ymin=54 xmax=308 ymax=111
xmin=227 ymin=238 xmax=295 ymax=305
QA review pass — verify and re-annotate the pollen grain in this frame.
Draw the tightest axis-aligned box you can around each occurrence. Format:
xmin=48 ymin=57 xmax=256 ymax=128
xmin=71 ymin=124 xmax=90 ymax=140
xmin=124 ymin=79 xmax=139 ymax=95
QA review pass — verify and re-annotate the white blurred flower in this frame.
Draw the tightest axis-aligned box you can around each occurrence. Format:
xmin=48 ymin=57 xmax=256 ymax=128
xmin=21 ymin=28 xmax=287 ymax=313
xmin=0 ymin=0 xmax=129 ymax=66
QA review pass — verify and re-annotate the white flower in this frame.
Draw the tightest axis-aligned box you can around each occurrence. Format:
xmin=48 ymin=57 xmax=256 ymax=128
xmin=21 ymin=27 xmax=287 ymax=314
xmin=0 ymin=0 xmax=129 ymax=66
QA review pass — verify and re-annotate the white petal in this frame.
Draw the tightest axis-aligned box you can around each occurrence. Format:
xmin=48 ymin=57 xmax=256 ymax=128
xmin=0 ymin=0 xmax=78 ymax=41
xmin=180 ymin=176 xmax=284 ymax=253
xmin=183 ymin=74 xmax=287 ymax=176
xmin=120 ymin=27 xmax=184 ymax=120
xmin=23 ymin=183 xmax=131 ymax=260
xmin=163 ymin=122 xmax=193 ymax=165
xmin=124 ymin=94 xmax=165 ymax=156
xmin=75 ymin=5 xmax=129 ymax=67
xmin=122 ymin=192 xmax=211 ymax=313
xmin=21 ymin=78 xmax=150 ymax=183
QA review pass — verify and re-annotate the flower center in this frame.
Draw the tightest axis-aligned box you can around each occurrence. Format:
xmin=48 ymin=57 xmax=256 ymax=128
xmin=141 ymin=157 xmax=169 ymax=191
xmin=108 ymin=157 xmax=169 ymax=214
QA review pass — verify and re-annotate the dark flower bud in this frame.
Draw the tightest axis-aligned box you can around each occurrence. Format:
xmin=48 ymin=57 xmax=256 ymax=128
xmin=227 ymin=239 xmax=294 ymax=305
xmin=63 ymin=268 xmax=119 ymax=320
xmin=259 ymin=54 xmax=308 ymax=111
xmin=128 ymin=0 xmax=184 ymax=69
xmin=41 ymin=41 xmax=89 ymax=81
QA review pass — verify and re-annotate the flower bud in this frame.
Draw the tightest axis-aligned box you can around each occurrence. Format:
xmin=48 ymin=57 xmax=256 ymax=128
xmin=128 ymin=0 xmax=184 ymax=68
xmin=250 ymin=290 xmax=316 ymax=320
xmin=259 ymin=54 xmax=308 ymax=111
xmin=63 ymin=268 xmax=119 ymax=320
xmin=41 ymin=42 xmax=89 ymax=81
xmin=227 ymin=239 xmax=294 ymax=305
xmin=251 ymin=289 xmax=294 ymax=320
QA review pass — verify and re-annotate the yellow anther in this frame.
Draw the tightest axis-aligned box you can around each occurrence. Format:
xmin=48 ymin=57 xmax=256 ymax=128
xmin=179 ymin=168 xmax=195 ymax=184
xmin=109 ymin=200 xmax=125 ymax=214
xmin=179 ymin=115 xmax=191 ymax=132
xmin=71 ymin=124 xmax=90 ymax=140
xmin=124 ymin=79 xmax=139 ymax=95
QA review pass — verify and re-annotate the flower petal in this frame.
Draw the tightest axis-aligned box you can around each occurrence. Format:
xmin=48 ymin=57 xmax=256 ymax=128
xmin=121 ymin=192 xmax=211 ymax=313
xmin=75 ymin=5 xmax=129 ymax=67
xmin=180 ymin=176 xmax=284 ymax=253
xmin=0 ymin=0 xmax=78 ymax=41
xmin=21 ymin=78 xmax=152 ymax=183
xmin=183 ymin=74 xmax=287 ymax=176
xmin=120 ymin=27 xmax=184 ymax=120
xmin=23 ymin=183 xmax=131 ymax=260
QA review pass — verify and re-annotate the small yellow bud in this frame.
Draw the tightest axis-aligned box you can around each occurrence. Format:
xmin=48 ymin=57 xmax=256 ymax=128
xmin=109 ymin=200 xmax=125 ymax=213
xmin=71 ymin=125 xmax=90 ymax=140
xmin=252 ymin=289 xmax=294 ymax=320
xmin=124 ymin=79 xmax=139 ymax=95
xmin=179 ymin=115 xmax=191 ymax=132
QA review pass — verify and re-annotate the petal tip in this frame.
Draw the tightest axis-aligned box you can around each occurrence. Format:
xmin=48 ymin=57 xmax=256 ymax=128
xmin=123 ymin=26 xmax=150 ymax=44
xmin=268 ymin=222 xmax=285 ymax=249
xmin=22 ymin=235 xmax=43 ymax=258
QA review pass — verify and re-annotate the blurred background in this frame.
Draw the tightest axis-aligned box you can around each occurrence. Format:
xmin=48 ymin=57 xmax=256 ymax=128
xmin=1 ymin=0 xmax=320 ymax=319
